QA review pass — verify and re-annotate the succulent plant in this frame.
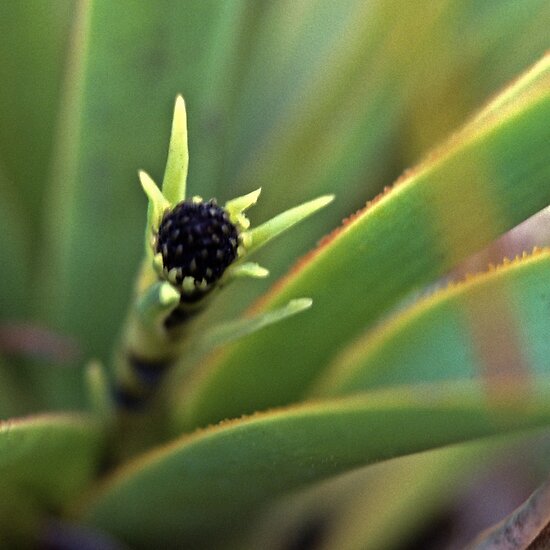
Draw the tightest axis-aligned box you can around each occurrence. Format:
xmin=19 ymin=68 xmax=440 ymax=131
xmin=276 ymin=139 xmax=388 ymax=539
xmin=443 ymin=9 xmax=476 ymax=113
xmin=0 ymin=3 xmax=549 ymax=549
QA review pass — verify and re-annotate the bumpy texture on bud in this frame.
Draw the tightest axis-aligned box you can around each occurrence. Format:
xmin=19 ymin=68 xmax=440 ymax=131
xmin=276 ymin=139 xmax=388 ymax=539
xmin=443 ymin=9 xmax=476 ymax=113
xmin=156 ymin=200 xmax=239 ymax=287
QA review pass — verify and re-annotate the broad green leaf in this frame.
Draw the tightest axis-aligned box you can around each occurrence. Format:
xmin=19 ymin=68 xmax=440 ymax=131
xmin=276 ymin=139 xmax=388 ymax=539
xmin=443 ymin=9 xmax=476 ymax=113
xmin=0 ymin=414 xmax=102 ymax=509
xmin=313 ymin=249 xmax=550 ymax=396
xmin=173 ymin=55 xmax=550 ymax=430
xmin=84 ymin=380 xmax=550 ymax=547
xmin=40 ymin=1 xmax=258 ymax=362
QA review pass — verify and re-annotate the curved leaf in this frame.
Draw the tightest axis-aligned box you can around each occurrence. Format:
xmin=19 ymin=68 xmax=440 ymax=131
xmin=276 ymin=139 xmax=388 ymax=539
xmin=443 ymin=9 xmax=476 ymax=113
xmin=0 ymin=414 xmax=102 ymax=508
xmin=85 ymin=379 xmax=550 ymax=547
xmin=313 ymin=248 xmax=550 ymax=396
xmin=173 ymin=54 xmax=550 ymax=430
xmin=238 ymin=442 xmax=491 ymax=550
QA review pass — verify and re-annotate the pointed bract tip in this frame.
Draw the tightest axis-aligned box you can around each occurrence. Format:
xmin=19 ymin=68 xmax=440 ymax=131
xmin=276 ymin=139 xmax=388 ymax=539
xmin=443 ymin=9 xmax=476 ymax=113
xmin=173 ymin=95 xmax=187 ymax=123
xmin=138 ymin=170 xmax=156 ymax=192
xmin=321 ymin=194 xmax=335 ymax=205
xmin=289 ymin=298 xmax=313 ymax=311
xmin=225 ymin=188 xmax=262 ymax=215
xmin=175 ymin=94 xmax=185 ymax=108
xmin=139 ymin=170 xmax=169 ymax=211
xmin=226 ymin=262 xmax=269 ymax=280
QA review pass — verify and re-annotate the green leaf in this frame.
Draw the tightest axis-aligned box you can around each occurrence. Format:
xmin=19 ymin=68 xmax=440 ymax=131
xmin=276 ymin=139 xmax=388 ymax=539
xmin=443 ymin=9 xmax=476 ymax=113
xmin=173 ymin=54 xmax=550 ymax=430
xmin=224 ymin=188 xmax=262 ymax=219
xmin=244 ymin=195 xmax=335 ymax=255
xmin=84 ymin=379 xmax=550 ymax=547
xmin=135 ymin=281 xmax=179 ymax=329
xmin=313 ymin=248 xmax=550 ymax=396
xmin=166 ymin=299 xmax=313 ymax=395
xmin=161 ymin=95 xmax=188 ymax=204
xmin=139 ymin=171 xmax=169 ymax=256
xmin=0 ymin=414 xmax=103 ymax=509
xmin=196 ymin=298 xmax=312 ymax=352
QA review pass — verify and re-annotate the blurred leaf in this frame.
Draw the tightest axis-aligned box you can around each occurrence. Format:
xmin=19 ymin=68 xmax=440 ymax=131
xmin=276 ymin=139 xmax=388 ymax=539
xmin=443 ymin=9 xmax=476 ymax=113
xmin=314 ymin=248 xmax=550 ymax=396
xmin=173 ymin=55 xmax=550 ymax=429
xmin=0 ymin=489 xmax=42 ymax=547
xmin=39 ymin=519 xmax=131 ymax=550
xmin=0 ymin=1 xmax=75 ymax=224
xmin=85 ymin=379 xmax=550 ymax=547
xmin=466 ymin=475 xmax=550 ymax=550
xmin=0 ymin=169 xmax=31 ymax=317
xmin=0 ymin=414 xmax=102 ymax=509
xmin=238 ymin=441 xmax=500 ymax=550
xmin=0 ymin=356 xmax=31 ymax=419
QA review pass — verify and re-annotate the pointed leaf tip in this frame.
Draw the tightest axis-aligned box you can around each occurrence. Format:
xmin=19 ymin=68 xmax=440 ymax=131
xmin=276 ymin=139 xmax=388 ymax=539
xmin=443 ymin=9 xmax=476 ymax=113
xmin=139 ymin=171 xmax=169 ymax=240
xmin=162 ymin=95 xmax=189 ymax=204
xmin=225 ymin=188 xmax=262 ymax=217
xmin=245 ymin=194 xmax=335 ymax=254
xmin=287 ymin=298 xmax=313 ymax=312
xmin=226 ymin=262 xmax=270 ymax=280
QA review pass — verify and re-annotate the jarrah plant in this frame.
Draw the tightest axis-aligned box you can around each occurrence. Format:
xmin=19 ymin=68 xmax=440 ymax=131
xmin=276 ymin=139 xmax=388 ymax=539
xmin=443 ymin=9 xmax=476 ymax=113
xmin=1 ymin=6 xmax=550 ymax=549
